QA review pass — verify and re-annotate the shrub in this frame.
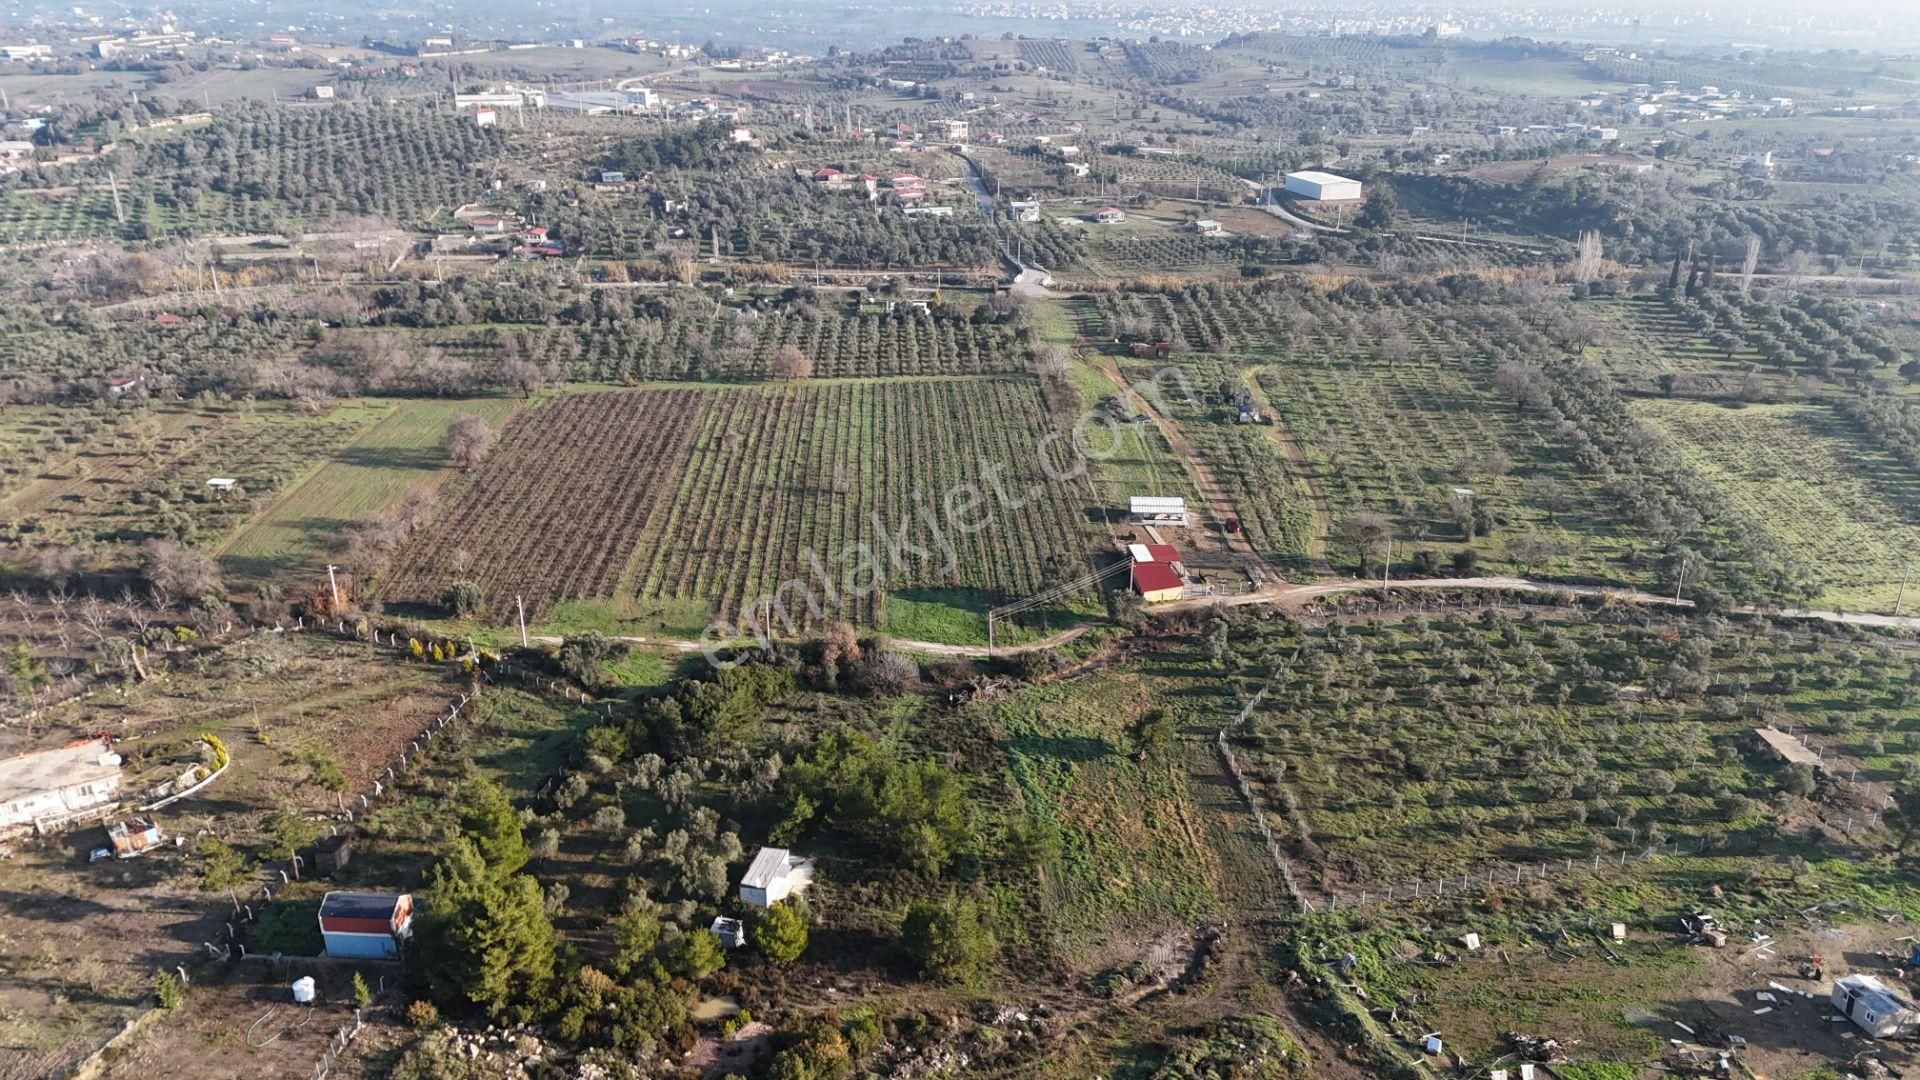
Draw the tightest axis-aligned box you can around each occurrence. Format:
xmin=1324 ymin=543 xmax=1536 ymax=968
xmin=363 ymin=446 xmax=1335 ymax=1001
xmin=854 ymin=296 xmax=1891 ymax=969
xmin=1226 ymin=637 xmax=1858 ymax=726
xmin=445 ymin=581 xmax=484 ymax=618
xmin=406 ymin=998 xmax=441 ymax=1029
xmin=153 ymin=969 xmax=184 ymax=1009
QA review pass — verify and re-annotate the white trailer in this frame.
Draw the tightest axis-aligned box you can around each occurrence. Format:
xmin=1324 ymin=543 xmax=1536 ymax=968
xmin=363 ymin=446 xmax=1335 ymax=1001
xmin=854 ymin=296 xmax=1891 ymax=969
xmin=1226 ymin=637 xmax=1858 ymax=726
xmin=1834 ymin=973 xmax=1920 ymax=1038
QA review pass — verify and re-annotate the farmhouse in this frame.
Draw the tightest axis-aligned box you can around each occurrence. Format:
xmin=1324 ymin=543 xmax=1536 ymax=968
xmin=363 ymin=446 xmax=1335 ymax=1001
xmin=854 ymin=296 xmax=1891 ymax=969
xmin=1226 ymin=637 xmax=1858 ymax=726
xmin=1283 ymin=170 xmax=1362 ymax=202
xmin=0 ymin=738 xmax=122 ymax=834
xmin=1092 ymin=206 xmax=1126 ymax=224
xmin=1130 ymin=341 xmax=1172 ymax=359
xmin=1066 ymin=162 xmax=1090 ymax=177
xmin=319 ymin=891 xmax=414 ymax=960
xmin=739 ymin=846 xmax=814 ymax=908
xmin=1191 ymin=219 xmax=1223 ymax=234
xmin=1008 ymin=200 xmax=1041 ymax=222
xmin=902 ymin=205 xmax=953 ymax=218
xmin=1127 ymin=495 xmax=1188 ymax=528
xmin=1834 ymin=974 xmax=1919 ymax=1038
xmin=1129 ymin=543 xmax=1187 ymax=603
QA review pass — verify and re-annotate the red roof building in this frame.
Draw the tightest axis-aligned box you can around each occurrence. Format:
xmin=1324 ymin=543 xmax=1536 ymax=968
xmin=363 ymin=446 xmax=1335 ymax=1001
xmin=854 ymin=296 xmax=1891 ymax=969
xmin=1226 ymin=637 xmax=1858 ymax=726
xmin=319 ymin=891 xmax=413 ymax=959
xmin=1129 ymin=542 xmax=1186 ymax=601
xmin=152 ymin=313 xmax=183 ymax=327
xmin=1131 ymin=561 xmax=1185 ymax=601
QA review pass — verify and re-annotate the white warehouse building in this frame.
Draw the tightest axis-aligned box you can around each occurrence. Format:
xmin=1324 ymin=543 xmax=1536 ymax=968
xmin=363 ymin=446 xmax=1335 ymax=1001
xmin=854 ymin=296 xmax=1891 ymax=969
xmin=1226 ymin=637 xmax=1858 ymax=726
xmin=1283 ymin=170 xmax=1363 ymax=202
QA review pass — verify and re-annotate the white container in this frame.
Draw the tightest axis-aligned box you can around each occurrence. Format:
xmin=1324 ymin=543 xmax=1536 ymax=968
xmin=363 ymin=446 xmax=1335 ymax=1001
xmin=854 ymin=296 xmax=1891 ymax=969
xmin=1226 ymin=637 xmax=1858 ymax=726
xmin=291 ymin=976 xmax=316 ymax=1003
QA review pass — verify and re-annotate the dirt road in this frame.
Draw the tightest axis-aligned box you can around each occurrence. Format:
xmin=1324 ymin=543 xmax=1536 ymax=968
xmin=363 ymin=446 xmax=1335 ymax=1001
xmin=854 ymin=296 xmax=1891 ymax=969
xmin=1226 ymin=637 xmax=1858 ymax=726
xmin=1094 ymin=359 xmax=1263 ymax=571
xmin=538 ymin=575 xmax=1920 ymax=663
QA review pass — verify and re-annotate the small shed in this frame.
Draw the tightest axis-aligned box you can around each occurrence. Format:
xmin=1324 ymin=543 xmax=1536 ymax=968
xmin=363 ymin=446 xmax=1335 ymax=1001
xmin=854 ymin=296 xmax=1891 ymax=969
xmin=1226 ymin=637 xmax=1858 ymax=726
xmin=314 ymin=833 xmax=352 ymax=876
xmin=1130 ymin=341 xmax=1172 ymax=359
xmin=1833 ymin=973 xmax=1920 ymax=1038
xmin=1192 ymin=219 xmax=1222 ymax=234
xmin=318 ymin=891 xmax=413 ymax=960
xmin=106 ymin=816 xmax=163 ymax=858
xmin=739 ymin=847 xmax=814 ymax=909
xmin=206 ymin=478 xmax=237 ymax=493
xmin=711 ymin=916 xmax=746 ymax=949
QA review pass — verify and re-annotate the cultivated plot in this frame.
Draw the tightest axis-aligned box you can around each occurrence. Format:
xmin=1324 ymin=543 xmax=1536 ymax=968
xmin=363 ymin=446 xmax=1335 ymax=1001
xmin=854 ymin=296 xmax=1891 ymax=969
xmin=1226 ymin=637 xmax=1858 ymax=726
xmin=1633 ymin=398 xmax=1920 ymax=612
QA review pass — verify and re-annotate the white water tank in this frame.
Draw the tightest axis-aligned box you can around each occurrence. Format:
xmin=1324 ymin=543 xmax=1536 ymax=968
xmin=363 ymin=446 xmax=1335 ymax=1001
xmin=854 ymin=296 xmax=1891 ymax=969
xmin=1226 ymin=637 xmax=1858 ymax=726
xmin=291 ymin=976 xmax=316 ymax=1003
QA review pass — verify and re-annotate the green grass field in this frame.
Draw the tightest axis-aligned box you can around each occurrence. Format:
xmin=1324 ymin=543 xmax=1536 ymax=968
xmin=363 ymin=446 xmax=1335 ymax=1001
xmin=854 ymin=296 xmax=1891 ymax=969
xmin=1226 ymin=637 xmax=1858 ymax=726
xmin=219 ymin=396 xmax=522 ymax=586
xmin=1633 ymin=398 xmax=1920 ymax=612
xmin=991 ymin=662 xmax=1228 ymax=952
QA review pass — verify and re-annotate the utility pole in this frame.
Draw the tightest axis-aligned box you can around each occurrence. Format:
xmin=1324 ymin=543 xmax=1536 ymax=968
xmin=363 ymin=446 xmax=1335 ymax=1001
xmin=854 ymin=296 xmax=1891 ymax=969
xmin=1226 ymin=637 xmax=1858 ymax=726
xmin=1672 ymin=561 xmax=1686 ymax=605
xmin=516 ymin=595 xmax=529 ymax=647
xmin=325 ymin=564 xmax=341 ymax=609
xmin=1382 ymin=538 xmax=1392 ymax=593
xmin=1897 ymin=567 xmax=1910 ymax=617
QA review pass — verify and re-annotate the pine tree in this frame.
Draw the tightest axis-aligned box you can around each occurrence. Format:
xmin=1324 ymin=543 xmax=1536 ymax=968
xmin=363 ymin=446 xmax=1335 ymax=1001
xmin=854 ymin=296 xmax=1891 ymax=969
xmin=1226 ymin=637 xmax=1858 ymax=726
xmin=749 ymin=901 xmax=810 ymax=964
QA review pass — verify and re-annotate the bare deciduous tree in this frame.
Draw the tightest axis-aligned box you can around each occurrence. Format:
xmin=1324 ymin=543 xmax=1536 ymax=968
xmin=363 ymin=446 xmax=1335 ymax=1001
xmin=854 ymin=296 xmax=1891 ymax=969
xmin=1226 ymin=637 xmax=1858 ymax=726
xmin=770 ymin=343 xmax=813 ymax=379
xmin=445 ymin=413 xmax=497 ymax=470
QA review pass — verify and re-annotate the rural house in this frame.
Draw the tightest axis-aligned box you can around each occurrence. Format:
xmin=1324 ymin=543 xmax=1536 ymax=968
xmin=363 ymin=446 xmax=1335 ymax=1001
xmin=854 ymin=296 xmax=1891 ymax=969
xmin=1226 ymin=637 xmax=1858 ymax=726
xmin=739 ymin=847 xmax=814 ymax=908
xmin=1128 ymin=543 xmax=1187 ymax=603
xmin=1092 ymin=206 xmax=1126 ymax=224
xmin=318 ymin=891 xmax=414 ymax=959
xmin=0 ymin=738 xmax=123 ymax=834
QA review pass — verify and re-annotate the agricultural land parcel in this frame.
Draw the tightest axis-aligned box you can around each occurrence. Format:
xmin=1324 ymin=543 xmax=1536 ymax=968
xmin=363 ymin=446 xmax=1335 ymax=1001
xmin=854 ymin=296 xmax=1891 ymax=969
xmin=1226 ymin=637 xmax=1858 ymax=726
xmin=380 ymin=377 xmax=1107 ymax=637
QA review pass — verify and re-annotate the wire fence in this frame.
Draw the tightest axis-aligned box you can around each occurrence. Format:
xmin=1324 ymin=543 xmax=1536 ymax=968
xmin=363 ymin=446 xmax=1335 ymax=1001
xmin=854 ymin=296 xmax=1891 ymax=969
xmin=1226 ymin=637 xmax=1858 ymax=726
xmin=309 ymin=1008 xmax=363 ymax=1080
